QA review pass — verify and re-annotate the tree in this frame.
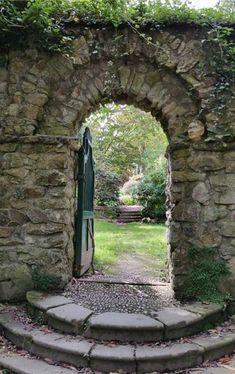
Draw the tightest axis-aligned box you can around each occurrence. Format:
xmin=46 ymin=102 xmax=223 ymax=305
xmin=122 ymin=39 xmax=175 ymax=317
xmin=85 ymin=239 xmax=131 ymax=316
xmin=85 ymin=103 xmax=168 ymax=180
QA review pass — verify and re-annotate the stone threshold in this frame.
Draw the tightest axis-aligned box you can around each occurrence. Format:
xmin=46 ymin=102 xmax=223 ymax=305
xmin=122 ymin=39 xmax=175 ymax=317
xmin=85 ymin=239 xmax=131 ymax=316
xmin=26 ymin=291 xmax=225 ymax=343
xmin=0 ymin=312 xmax=235 ymax=373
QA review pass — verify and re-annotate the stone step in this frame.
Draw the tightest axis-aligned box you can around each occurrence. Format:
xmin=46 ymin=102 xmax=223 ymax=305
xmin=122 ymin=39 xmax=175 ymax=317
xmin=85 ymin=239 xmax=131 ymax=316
xmin=26 ymin=291 xmax=225 ymax=343
xmin=117 ymin=219 xmax=142 ymax=223
xmin=0 ymin=354 xmax=75 ymax=374
xmin=117 ymin=215 xmax=143 ymax=220
xmin=118 ymin=212 xmax=143 ymax=216
xmin=1 ymin=312 xmax=235 ymax=373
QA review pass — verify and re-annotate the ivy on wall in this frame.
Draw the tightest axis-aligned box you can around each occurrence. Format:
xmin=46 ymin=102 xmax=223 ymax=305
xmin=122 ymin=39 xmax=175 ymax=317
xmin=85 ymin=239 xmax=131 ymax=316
xmin=0 ymin=0 xmax=234 ymax=52
xmin=0 ymin=0 xmax=234 ymax=137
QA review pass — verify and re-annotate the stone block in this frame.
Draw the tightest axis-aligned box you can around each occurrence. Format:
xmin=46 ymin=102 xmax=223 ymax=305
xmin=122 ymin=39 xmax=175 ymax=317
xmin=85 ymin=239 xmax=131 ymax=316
xmin=90 ymin=344 xmax=136 ymax=373
xmin=193 ymin=333 xmax=235 ymax=361
xmin=202 ymin=205 xmax=227 ymax=222
xmin=31 ymin=330 xmax=92 ymax=367
xmin=154 ymin=307 xmax=204 ymax=339
xmin=0 ymin=355 xmax=75 ymax=374
xmin=172 ymin=171 xmax=206 ymax=182
xmin=118 ymin=66 xmax=131 ymax=91
xmin=220 ymin=222 xmax=235 ymax=237
xmin=136 ymin=343 xmax=203 ymax=373
xmin=172 ymin=200 xmax=201 ymax=222
xmin=26 ymin=291 xmax=73 ymax=312
xmin=47 ymin=303 xmax=93 ymax=334
xmin=215 ymin=190 xmax=235 ymax=205
xmin=36 ymin=170 xmax=67 ymax=186
xmin=85 ymin=312 xmax=164 ymax=342
xmin=188 ymin=154 xmax=224 ymax=171
xmin=192 ymin=182 xmax=210 ymax=204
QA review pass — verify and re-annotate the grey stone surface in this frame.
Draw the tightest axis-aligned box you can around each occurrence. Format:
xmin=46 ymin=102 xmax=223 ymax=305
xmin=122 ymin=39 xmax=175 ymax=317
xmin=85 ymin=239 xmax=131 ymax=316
xmin=0 ymin=354 xmax=75 ymax=374
xmin=85 ymin=312 xmax=164 ymax=342
xmin=154 ymin=307 xmax=203 ymax=339
xmin=27 ymin=291 xmax=73 ymax=311
xmin=0 ymin=23 xmax=234 ymax=302
xmin=90 ymin=344 xmax=136 ymax=373
xmin=47 ymin=303 xmax=93 ymax=334
xmin=193 ymin=332 xmax=235 ymax=361
xmin=136 ymin=343 xmax=204 ymax=373
xmin=191 ymin=369 xmax=234 ymax=374
xmin=31 ymin=330 xmax=92 ymax=367
xmin=183 ymin=302 xmax=223 ymax=317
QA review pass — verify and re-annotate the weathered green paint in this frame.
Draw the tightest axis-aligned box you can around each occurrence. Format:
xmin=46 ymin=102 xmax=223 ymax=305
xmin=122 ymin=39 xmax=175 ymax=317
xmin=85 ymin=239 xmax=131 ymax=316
xmin=75 ymin=128 xmax=95 ymax=276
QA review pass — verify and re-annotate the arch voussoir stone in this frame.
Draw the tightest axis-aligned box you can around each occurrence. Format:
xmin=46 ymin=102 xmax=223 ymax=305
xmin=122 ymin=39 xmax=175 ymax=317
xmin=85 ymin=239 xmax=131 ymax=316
xmin=0 ymin=23 xmax=234 ymax=301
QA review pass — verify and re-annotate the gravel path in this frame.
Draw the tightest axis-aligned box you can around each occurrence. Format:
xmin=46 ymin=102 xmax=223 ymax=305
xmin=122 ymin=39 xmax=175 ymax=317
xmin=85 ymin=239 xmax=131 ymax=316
xmin=64 ymin=247 xmax=177 ymax=314
xmin=64 ymin=277 xmax=179 ymax=315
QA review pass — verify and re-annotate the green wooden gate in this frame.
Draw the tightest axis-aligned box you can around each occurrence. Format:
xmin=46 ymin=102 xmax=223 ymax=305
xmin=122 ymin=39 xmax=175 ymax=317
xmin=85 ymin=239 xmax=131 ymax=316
xmin=74 ymin=127 xmax=95 ymax=277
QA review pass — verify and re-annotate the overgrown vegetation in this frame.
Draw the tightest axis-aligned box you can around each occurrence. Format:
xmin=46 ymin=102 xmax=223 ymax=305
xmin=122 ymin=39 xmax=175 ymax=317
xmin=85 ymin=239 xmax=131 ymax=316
xmin=0 ymin=0 xmax=234 ymax=53
xmin=183 ymin=247 xmax=230 ymax=303
xmin=0 ymin=1 xmax=234 ymax=130
xmin=32 ymin=267 xmax=61 ymax=291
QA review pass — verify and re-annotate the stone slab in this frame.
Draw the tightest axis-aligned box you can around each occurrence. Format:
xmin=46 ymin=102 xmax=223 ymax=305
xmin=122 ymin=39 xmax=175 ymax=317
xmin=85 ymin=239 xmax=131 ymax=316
xmin=27 ymin=291 xmax=73 ymax=311
xmin=31 ymin=330 xmax=92 ymax=367
xmin=0 ymin=313 xmax=32 ymax=350
xmin=0 ymin=354 xmax=75 ymax=374
xmin=47 ymin=303 xmax=93 ymax=334
xmin=193 ymin=332 xmax=235 ymax=361
xmin=85 ymin=312 xmax=164 ymax=342
xmin=154 ymin=307 xmax=203 ymax=339
xmin=191 ymin=369 xmax=234 ymax=374
xmin=90 ymin=344 xmax=136 ymax=373
xmin=183 ymin=302 xmax=223 ymax=318
xmin=136 ymin=343 xmax=204 ymax=373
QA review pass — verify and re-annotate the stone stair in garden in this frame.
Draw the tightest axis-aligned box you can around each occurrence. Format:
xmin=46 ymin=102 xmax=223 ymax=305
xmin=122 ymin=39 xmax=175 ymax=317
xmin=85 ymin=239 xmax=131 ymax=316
xmin=117 ymin=205 xmax=144 ymax=223
xmin=0 ymin=291 xmax=235 ymax=373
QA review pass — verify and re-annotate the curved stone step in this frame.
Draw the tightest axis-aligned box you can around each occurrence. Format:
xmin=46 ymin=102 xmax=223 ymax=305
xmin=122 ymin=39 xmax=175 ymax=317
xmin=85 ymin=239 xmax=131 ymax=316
xmin=26 ymin=291 xmax=225 ymax=343
xmin=1 ymin=312 xmax=235 ymax=373
xmin=0 ymin=354 xmax=75 ymax=374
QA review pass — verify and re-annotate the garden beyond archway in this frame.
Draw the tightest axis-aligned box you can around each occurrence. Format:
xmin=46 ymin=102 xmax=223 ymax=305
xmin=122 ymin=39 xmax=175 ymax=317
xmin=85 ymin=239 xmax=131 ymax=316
xmin=0 ymin=22 xmax=234 ymax=301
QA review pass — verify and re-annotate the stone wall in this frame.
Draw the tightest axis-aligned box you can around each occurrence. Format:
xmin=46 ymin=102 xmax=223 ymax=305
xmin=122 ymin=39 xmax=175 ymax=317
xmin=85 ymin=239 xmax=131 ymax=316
xmin=0 ymin=137 xmax=77 ymax=300
xmin=0 ymin=23 xmax=234 ymax=300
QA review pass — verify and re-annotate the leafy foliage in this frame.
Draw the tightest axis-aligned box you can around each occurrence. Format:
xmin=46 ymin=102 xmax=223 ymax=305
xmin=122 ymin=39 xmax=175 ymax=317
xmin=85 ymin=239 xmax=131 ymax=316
xmin=32 ymin=267 xmax=61 ymax=291
xmin=86 ymin=104 xmax=168 ymax=180
xmin=183 ymin=247 xmax=229 ymax=303
xmin=0 ymin=0 xmax=234 ymax=53
xmin=136 ymin=157 xmax=167 ymax=220
xmin=0 ymin=1 xmax=234 ymax=125
xmin=95 ymin=167 xmax=121 ymax=207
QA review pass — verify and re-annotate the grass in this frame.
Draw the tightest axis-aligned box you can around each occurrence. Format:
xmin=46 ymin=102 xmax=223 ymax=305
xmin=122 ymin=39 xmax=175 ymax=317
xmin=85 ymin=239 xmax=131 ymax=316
xmin=94 ymin=219 xmax=167 ymax=278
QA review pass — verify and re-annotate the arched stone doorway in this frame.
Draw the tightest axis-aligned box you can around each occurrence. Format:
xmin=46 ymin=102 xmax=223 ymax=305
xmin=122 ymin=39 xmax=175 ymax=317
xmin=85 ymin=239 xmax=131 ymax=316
xmin=0 ymin=24 xmax=234 ymax=301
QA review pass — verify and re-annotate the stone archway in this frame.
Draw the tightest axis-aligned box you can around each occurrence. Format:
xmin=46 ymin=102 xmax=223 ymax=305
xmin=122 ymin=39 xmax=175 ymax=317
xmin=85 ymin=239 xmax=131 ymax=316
xmin=0 ymin=24 xmax=234 ymax=301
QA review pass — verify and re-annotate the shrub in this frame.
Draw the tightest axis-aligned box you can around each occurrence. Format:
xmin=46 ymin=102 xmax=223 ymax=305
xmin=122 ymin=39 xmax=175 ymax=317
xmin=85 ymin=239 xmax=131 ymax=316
xmin=182 ymin=247 xmax=229 ymax=303
xmin=32 ymin=267 xmax=61 ymax=291
xmin=136 ymin=157 xmax=167 ymax=220
xmin=119 ymin=194 xmax=137 ymax=206
xmin=95 ymin=167 xmax=121 ymax=207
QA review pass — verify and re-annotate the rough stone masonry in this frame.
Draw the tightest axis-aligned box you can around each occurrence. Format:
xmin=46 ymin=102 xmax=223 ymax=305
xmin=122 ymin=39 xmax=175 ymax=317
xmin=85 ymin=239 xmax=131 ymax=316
xmin=0 ymin=23 xmax=234 ymax=300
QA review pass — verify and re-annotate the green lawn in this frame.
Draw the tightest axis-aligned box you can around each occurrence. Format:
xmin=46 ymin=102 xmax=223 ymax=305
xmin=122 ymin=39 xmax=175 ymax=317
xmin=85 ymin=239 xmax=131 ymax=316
xmin=94 ymin=220 xmax=167 ymax=278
